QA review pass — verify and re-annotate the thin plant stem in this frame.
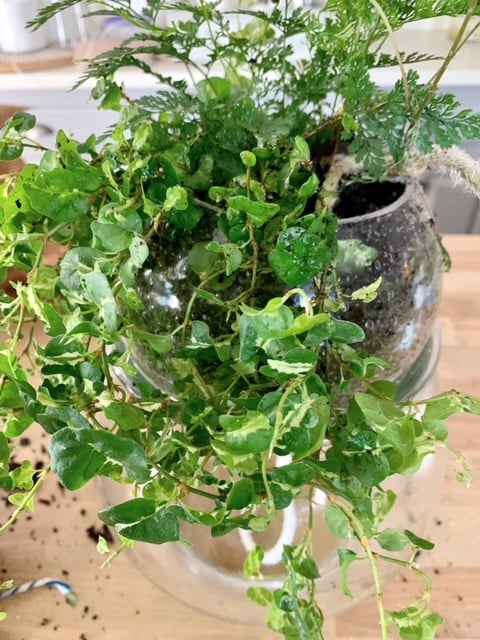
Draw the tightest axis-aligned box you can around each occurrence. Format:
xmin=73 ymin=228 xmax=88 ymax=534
xmin=100 ymin=541 xmax=128 ymax=568
xmin=180 ymin=268 xmax=226 ymax=343
xmin=152 ymin=462 xmax=221 ymax=502
xmin=0 ymin=466 xmax=51 ymax=534
xmin=329 ymin=496 xmax=390 ymax=640
xmin=261 ymin=379 xmax=304 ymax=513
xmin=369 ymin=0 xmax=410 ymax=110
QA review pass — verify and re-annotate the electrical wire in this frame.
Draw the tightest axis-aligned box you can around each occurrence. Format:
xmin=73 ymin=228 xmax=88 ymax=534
xmin=0 ymin=578 xmax=77 ymax=606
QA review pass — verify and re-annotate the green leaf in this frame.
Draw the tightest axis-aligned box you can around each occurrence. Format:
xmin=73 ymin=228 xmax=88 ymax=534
xmin=197 ymin=77 xmax=232 ymax=101
xmin=33 ymin=406 xmax=91 ymax=435
xmin=240 ymin=150 xmax=257 ymax=167
xmin=59 ymin=247 xmax=103 ymax=291
xmin=186 ymin=154 xmax=214 ymax=190
xmin=0 ymin=430 xmax=14 ymax=471
xmin=345 ymin=452 xmax=390 ymax=487
xmin=5 ymin=112 xmax=36 ymax=133
xmin=291 ymin=136 xmax=310 ymax=163
xmin=373 ymin=489 xmax=397 ymax=523
xmin=97 ymin=535 xmax=110 ymax=554
xmin=10 ymin=461 xmax=36 ymax=490
xmin=269 ymin=227 xmax=335 ymax=287
xmin=206 ymin=241 xmax=243 ymax=275
xmin=219 ymin=411 xmax=273 ymax=454
xmin=0 ymin=580 xmax=13 ymax=591
xmin=247 ymin=586 xmax=273 ymax=607
xmin=100 ymin=82 xmax=123 ymax=111
xmin=377 ymin=528 xmax=410 ymax=552
xmin=129 ymin=237 xmax=149 ymax=267
xmin=0 ymin=141 xmax=23 ymax=161
xmin=271 ymin=483 xmax=292 ymax=509
xmin=83 ymin=271 xmax=117 ymax=333
xmin=228 ymin=195 xmax=280 ymax=226
xmin=369 ymin=381 xmax=398 ymax=400
xmin=298 ymin=173 xmax=319 ymax=198
xmin=351 ymin=276 xmax=383 ymax=302
xmin=66 ymin=321 xmax=103 ymax=339
xmin=226 ymin=478 xmax=255 ymax=510
xmin=168 ymin=200 xmax=204 ymax=230
xmin=336 ymin=239 xmax=378 ymax=274
xmin=99 ymin=498 xmax=157 ymax=526
xmin=271 ymin=462 xmax=315 ymax=488
xmin=188 ymin=242 xmax=222 ymax=276
xmin=389 ymin=607 xmax=444 ymax=640
xmin=91 ymin=222 xmax=133 ymax=252
xmin=338 ymin=549 xmax=358 ymax=598
xmin=404 ymin=529 xmax=435 ymax=551
xmin=324 ymin=504 xmax=352 ymax=539
xmin=120 ymin=508 xmax=180 ymax=544
xmin=8 ymin=493 xmax=34 ymax=511
xmin=208 ymin=186 xmax=235 ymax=203
xmin=104 ymin=402 xmax=146 ymax=431
xmin=164 ymin=185 xmax=188 ymax=211
xmin=132 ymin=122 xmax=151 ymax=150
xmin=131 ymin=329 xmax=174 ymax=355
xmin=79 ymin=430 xmax=150 ymax=484
xmin=354 ymin=393 xmax=405 ymax=430
xmin=266 ymin=349 xmax=317 ymax=376
xmin=49 ymin=427 xmax=150 ymax=489
xmin=49 ymin=428 xmax=106 ymax=490
xmin=282 ymin=312 xmax=330 ymax=338
xmin=330 ymin=319 xmax=365 ymax=344
xmin=240 ymin=300 xmax=294 ymax=340
xmin=382 ymin=417 xmax=416 ymax=457
xmin=0 ymin=354 xmax=17 ymax=378
xmin=244 ymin=546 xmax=265 ymax=578
xmin=423 ymin=391 xmax=480 ymax=423
xmin=297 ymin=555 xmax=320 ymax=580
xmin=23 ymin=184 xmax=90 ymax=222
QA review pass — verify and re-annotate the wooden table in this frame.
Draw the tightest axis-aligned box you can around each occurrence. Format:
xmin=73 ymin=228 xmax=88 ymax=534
xmin=1 ymin=235 xmax=479 ymax=640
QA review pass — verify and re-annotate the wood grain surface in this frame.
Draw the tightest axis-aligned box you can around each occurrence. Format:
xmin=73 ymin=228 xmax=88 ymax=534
xmin=1 ymin=235 xmax=479 ymax=639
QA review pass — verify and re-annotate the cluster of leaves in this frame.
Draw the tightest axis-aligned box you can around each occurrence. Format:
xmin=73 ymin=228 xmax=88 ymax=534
xmin=33 ymin=0 xmax=480 ymax=179
xmin=1 ymin=0 xmax=480 ymax=637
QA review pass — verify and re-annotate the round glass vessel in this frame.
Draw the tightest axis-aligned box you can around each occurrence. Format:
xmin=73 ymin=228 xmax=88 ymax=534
xmin=103 ymin=177 xmax=445 ymax=624
xmin=129 ymin=178 xmax=442 ymax=389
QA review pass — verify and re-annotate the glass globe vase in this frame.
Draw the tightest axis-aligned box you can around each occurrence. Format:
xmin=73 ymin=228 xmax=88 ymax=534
xmin=102 ymin=177 xmax=445 ymax=626
xmin=128 ymin=178 xmax=442 ymax=391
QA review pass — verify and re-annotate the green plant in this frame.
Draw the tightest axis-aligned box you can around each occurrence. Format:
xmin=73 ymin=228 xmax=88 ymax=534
xmin=1 ymin=1 xmax=480 ymax=637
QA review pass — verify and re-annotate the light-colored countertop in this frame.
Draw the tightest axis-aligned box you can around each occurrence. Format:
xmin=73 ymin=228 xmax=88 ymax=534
xmin=1 ymin=234 xmax=479 ymax=639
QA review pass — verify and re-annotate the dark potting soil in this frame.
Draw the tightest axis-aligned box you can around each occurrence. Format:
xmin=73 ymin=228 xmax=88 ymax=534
xmin=334 ymin=179 xmax=442 ymax=382
xmin=334 ymin=180 xmax=405 ymax=218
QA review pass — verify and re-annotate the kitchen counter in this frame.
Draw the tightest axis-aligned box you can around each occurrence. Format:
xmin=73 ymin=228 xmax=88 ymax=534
xmin=1 ymin=234 xmax=480 ymax=640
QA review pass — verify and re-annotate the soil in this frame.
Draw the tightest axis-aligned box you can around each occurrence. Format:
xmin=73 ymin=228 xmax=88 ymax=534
xmin=334 ymin=180 xmax=405 ymax=218
xmin=334 ymin=179 xmax=442 ymax=383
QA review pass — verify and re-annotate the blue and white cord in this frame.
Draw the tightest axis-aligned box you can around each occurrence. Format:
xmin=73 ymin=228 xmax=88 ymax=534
xmin=0 ymin=578 xmax=77 ymax=606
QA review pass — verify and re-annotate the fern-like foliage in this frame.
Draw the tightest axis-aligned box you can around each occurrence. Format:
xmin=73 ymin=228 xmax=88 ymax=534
xmin=31 ymin=0 xmax=480 ymax=178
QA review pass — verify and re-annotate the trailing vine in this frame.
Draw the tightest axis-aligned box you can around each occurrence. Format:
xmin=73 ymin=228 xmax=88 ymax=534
xmin=1 ymin=1 xmax=480 ymax=637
